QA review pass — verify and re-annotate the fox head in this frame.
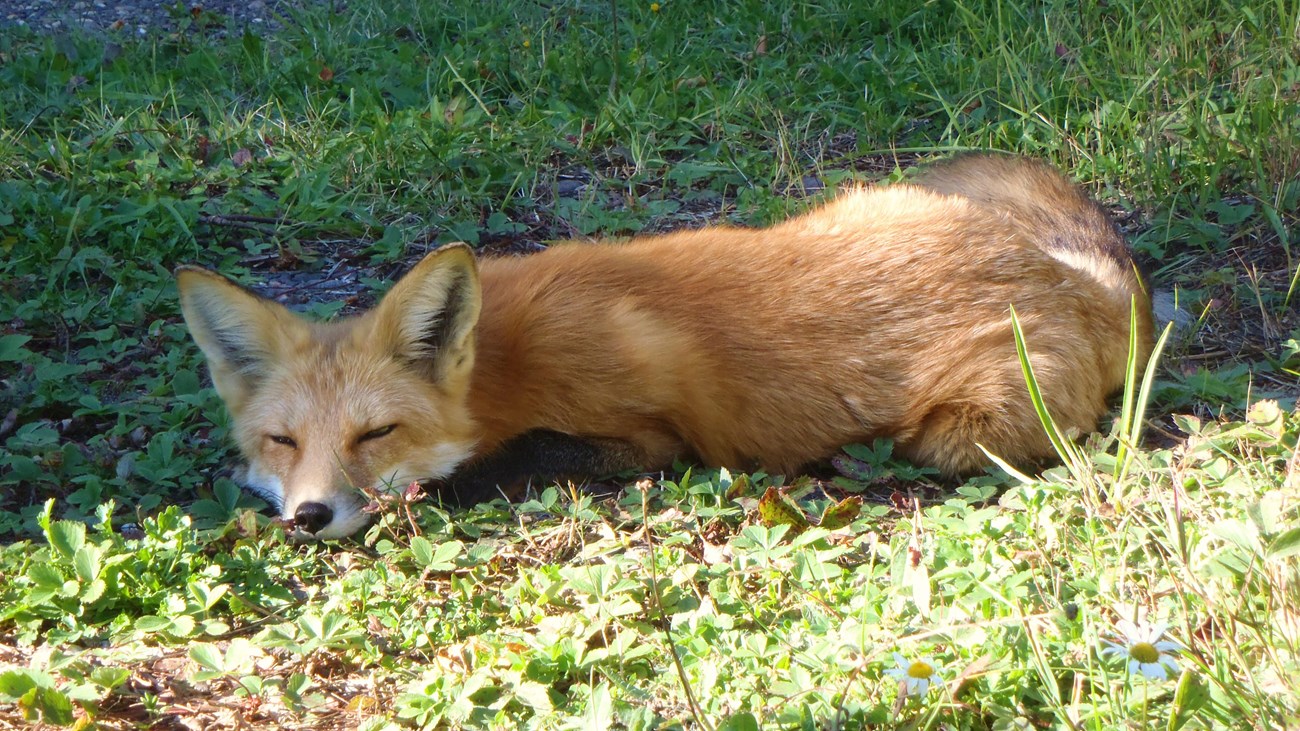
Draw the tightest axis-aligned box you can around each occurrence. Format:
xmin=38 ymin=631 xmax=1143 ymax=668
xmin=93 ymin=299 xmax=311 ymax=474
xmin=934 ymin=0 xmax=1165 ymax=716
xmin=176 ymin=245 xmax=482 ymax=539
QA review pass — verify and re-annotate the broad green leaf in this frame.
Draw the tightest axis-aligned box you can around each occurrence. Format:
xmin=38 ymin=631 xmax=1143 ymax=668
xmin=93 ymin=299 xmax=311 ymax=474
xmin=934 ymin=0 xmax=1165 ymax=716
xmin=65 ymin=682 xmax=105 ymax=702
xmin=0 ymin=669 xmax=51 ymax=701
xmin=410 ymin=536 xmax=434 ymax=566
xmin=718 ymin=712 xmax=761 ymax=731
xmin=1168 ymin=667 xmax=1209 ymax=731
xmin=73 ymin=545 xmax=101 ymax=583
xmin=20 ymin=686 xmax=74 ymax=726
xmin=134 ymin=615 xmax=174 ymax=633
xmin=90 ymin=667 xmax=130 ymax=691
xmin=172 ymin=369 xmax=201 ymax=396
xmin=0 ymin=334 xmax=32 ymax=362
xmin=189 ymin=643 xmax=225 ymax=673
xmin=427 ymin=540 xmax=464 ymax=572
xmin=223 ymin=639 xmax=260 ymax=675
xmin=79 ymin=579 xmax=107 ymax=604
xmin=1267 ymin=527 xmax=1300 ymax=560
xmin=584 ymin=683 xmax=615 ymax=729
xmin=169 ymin=616 xmax=197 ymax=637
xmin=512 ymin=681 xmax=554 ymax=712
xmin=47 ymin=520 xmax=86 ymax=560
xmin=27 ymin=563 xmax=64 ymax=591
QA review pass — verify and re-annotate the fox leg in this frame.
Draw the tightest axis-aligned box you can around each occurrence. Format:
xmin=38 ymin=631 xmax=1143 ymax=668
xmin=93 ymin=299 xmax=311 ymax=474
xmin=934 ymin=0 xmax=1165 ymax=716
xmin=898 ymin=373 xmax=1103 ymax=477
xmin=897 ymin=400 xmax=1049 ymax=476
xmin=439 ymin=429 xmax=676 ymax=506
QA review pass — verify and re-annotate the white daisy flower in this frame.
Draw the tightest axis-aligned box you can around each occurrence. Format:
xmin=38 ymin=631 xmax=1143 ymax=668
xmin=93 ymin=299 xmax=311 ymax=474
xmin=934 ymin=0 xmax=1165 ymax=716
xmin=1102 ymin=618 xmax=1182 ymax=680
xmin=885 ymin=652 xmax=943 ymax=696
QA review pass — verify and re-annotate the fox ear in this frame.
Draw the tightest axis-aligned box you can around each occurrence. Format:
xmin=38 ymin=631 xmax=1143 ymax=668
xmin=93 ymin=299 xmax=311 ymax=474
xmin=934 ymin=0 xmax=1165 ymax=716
xmin=372 ymin=244 xmax=482 ymax=385
xmin=175 ymin=267 xmax=307 ymax=407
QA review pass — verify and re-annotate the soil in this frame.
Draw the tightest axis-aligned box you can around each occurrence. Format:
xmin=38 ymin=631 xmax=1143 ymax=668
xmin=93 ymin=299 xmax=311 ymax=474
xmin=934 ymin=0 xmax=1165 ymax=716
xmin=0 ymin=0 xmax=336 ymax=35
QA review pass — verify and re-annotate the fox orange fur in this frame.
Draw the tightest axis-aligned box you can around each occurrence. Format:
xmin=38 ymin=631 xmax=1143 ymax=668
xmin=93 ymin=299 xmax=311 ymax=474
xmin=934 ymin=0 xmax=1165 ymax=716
xmin=177 ymin=155 xmax=1154 ymax=538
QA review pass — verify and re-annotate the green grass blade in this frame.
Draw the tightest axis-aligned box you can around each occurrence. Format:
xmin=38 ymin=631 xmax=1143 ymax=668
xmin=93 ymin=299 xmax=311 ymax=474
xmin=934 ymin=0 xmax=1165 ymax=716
xmin=1009 ymin=305 xmax=1091 ymax=483
xmin=1114 ymin=297 xmax=1142 ymax=480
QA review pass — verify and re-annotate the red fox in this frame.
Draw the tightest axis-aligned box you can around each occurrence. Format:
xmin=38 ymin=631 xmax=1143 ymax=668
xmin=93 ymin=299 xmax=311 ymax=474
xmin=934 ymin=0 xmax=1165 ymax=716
xmin=177 ymin=155 xmax=1154 ymax=538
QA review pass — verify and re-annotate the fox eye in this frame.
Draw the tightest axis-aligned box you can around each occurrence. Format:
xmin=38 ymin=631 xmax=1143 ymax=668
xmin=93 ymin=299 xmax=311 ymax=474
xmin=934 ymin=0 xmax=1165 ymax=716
xmin=358 ymin=424 xmax=397 ymax=443
xmin=269 ymin=435 xmax=297 ymax=448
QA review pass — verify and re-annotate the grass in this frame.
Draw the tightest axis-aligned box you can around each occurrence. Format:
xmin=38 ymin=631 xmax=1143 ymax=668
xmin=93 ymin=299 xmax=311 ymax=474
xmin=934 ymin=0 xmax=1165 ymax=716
xmin=0 ymin=0 xmax=1298 ymax=728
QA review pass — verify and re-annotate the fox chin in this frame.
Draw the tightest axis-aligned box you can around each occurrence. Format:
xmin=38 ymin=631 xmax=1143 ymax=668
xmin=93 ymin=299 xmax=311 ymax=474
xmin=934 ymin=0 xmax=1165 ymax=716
xmin=177 ymin=154 xmax=1153 ymax=539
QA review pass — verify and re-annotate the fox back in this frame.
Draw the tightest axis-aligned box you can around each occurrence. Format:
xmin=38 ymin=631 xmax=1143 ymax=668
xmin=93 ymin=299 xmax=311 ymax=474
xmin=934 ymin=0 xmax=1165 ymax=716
xmin=178 ymin=154 xmax=1153 ymax=538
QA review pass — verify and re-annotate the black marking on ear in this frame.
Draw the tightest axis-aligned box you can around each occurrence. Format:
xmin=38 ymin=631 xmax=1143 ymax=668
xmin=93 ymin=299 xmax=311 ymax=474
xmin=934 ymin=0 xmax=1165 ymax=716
xmin=419 ymin=269 xmax=470 ymax=358
xmin=192 ymin=304 xmax=262 ymax=374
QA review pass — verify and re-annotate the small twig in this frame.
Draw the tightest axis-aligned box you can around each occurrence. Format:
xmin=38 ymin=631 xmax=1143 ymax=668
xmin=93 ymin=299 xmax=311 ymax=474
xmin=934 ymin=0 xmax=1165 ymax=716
xmin=641 ymin=489 xmax=714 ymax=731
xmin=209 ymin=213 xmax=286 ymax=225
xmin=198 ymin=214 xmax=280 ymax=236
xmin=1178 ymin=350 xmax=1231 ymax=361
xmin=206 ymin=615 xmax=281 ymax=640
xmin=1143 ymin=419 xmax=1185 ymax=443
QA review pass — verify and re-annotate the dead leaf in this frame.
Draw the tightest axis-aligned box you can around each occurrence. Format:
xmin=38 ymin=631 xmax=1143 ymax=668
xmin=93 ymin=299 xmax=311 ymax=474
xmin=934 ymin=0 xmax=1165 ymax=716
xmin=347 ymin=695 xmax=380 ymax=713
xmin=193 ymin=135 xmax=211 ymax=163
xmin=758 ymin=486 xmax=809 ymax=533
xmin=818 ymin=495 xmax=862 ymax=530
xmin=231 ymin=148 xmax=253 ymax=167
xmin=889 ymin=491 xmax=910 ymax=512
xmin=700 ymin=536 xmax=730 ymax=565
xmin=725 ymin=473 xmax=752 ymax=500
xmin=948 ymin=654 xmax=994 ymax=698
xmin=1246 ymin=399 xmax=1283 ymax=438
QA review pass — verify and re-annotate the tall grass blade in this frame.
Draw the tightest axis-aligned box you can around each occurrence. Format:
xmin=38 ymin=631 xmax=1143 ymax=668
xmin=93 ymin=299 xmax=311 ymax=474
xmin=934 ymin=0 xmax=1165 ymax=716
xmin=1115 ymin=319 xmax=1175 ymax=487
xmin=1008 ymin=305 xmax=1092 ymax=485
xmin=1114 ymin=297 xmax=1142 ymax=479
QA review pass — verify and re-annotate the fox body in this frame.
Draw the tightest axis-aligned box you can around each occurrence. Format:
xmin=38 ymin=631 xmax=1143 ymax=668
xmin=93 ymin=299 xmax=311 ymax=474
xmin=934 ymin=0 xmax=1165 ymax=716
xmin=178 ymin=155 xmax=1153 ymax=538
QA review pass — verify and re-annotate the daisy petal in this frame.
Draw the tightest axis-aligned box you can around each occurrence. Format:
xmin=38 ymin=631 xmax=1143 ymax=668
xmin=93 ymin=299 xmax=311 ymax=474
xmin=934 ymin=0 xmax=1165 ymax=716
xmin=1102 ymin=642 xmax=1126 ymax=657
xmin=1139 ymin=662 xmax=1168 ymax=680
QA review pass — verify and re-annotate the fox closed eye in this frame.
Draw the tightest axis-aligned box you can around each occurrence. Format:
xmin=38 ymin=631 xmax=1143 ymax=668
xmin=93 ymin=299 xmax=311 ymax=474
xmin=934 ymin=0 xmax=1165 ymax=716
xmin=358 ymin=424 xmax=397 ymax=443
xmin=268 ymin=434 xmax=297 ymax=448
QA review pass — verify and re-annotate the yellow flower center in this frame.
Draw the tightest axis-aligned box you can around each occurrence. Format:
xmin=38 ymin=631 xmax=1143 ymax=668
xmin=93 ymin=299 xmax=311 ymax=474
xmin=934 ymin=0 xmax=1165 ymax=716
xmin=1130 ymin=642 xmax=1160 ymax=664
xmin=907 ymin=661 xmax=934 ymax=679
xmin=650 ymin=2 xmax=661 ymax=11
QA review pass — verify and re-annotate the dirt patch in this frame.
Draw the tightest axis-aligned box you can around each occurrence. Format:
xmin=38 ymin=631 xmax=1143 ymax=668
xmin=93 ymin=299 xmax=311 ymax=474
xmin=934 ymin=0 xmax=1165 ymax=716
xmin=0 ymin=0 xmax=337 ymax=35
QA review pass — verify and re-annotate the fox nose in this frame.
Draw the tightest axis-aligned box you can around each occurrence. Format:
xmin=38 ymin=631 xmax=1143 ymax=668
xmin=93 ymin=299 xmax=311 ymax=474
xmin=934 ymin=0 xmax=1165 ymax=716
xmin=293 ymin=502 xmax=334 ymax=535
